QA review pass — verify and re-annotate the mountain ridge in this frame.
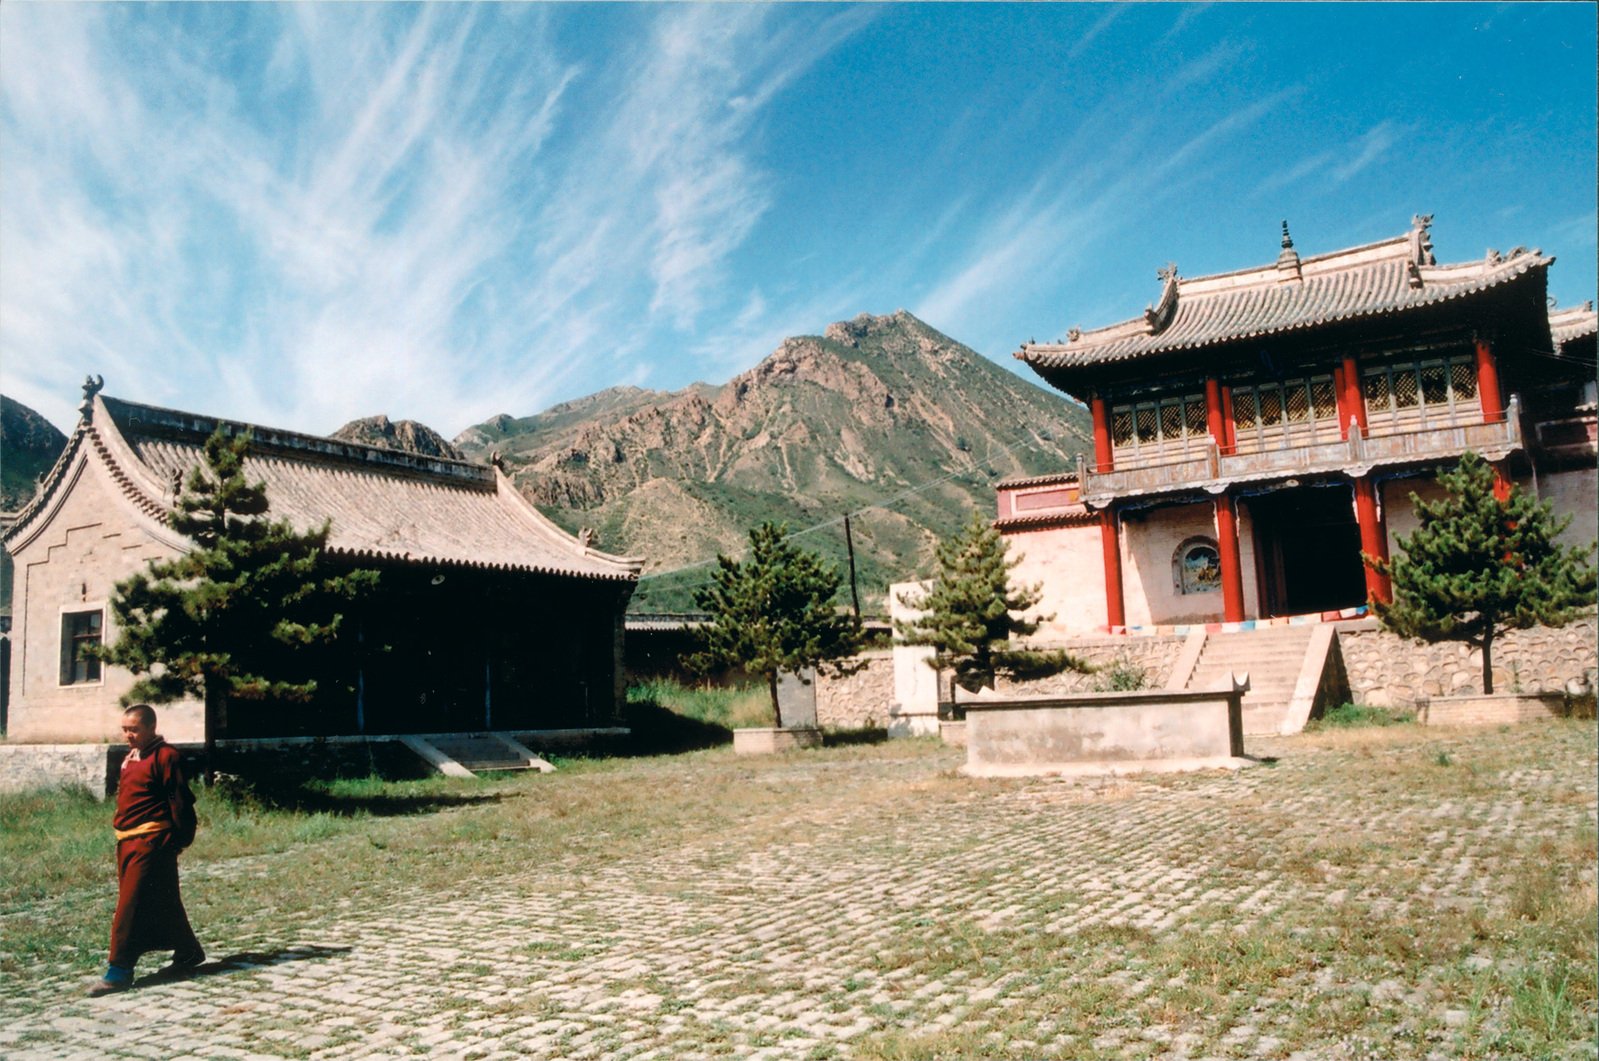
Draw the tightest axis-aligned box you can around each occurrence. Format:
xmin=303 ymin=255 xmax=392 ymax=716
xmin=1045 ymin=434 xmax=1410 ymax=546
xmin=454 ymin=310 xmax=1090 ymax=611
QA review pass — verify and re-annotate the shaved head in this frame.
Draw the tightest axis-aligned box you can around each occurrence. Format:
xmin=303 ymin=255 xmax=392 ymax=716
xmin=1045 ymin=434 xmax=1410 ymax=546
xmin=122 ymin=704 xmax=157 ymax=728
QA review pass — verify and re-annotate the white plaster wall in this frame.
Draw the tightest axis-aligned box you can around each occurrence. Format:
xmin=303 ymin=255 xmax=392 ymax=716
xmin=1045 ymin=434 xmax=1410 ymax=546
xmin=1003 ymin=524 xmax=1106 ymax=639
xmin=1384 ymin=467 xmax=1596 ymax=558
xmin=1121 ymin=501 xmax=1261 ymax=624
xmin=1540 ymin=466 xmax=1598 ymax=548
xmin=8 ymin=456 xmax=203 ymax=743
xmin=1383 ymin=477 xmax=1444 ymax=553
xmin=888 ymin=581 xmax=939 ymax=732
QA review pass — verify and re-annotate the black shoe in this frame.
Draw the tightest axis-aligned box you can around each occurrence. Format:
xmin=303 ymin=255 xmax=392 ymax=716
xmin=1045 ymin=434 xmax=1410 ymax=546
xmin=88 ymin=978 xmax=131 ymax=998
xmin=157 ymin=948 xmax=206 ymax=978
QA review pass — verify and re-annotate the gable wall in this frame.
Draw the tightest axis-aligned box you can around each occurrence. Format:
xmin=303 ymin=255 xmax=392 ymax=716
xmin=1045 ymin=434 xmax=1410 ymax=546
xmin=6 ymin=455 xmax=201 ymax=743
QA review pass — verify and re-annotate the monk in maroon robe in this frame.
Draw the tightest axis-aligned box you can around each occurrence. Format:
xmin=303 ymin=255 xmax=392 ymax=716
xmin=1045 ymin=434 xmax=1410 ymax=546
xmin=89 ymin=704 xmax=204 ymax=996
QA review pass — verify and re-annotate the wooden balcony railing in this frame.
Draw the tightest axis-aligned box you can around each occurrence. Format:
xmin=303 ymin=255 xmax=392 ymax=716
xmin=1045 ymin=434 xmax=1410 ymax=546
xmin=1079 ymin=397 xmax=1523 ymax=504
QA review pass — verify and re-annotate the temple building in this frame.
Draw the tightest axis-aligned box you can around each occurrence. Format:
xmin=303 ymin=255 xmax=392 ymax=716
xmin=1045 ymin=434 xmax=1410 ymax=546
xmin=3 ymin=385 xmax=643 ymax=744
xmin=998 ymin=216 xmax=1597 ymax=639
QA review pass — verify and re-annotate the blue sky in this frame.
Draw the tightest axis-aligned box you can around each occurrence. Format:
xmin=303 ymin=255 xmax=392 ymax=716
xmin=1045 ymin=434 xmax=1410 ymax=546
xmin=3 ymin=3 xmax=1594 ymax=438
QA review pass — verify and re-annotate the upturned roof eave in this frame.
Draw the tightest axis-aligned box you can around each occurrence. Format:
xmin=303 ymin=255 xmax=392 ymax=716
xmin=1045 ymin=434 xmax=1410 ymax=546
xmin=1018 ymin=260 xmax=1552 ymax=387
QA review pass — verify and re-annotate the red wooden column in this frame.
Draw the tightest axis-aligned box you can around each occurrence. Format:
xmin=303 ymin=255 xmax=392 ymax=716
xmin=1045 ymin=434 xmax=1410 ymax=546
xmin=1099 ymin=508 xmax=1126 ymax=630
xmin=1090 ymin=393 xmax=1114 ymax=472
xmin=1353 ymin=477 xmax=1391 ymax=604
xmin=1205 ymin=378 xmax=1226 ymax=450
xmin=1475 ymin=335 xmax=1504 ymax=423
xmin=1339 ymin=353 xmax=1368 ymax=437
xmin=1214 ymin=493 xmax=1246 ymax=623
xmin=1491 ymin=462 xmax=1513 ymax=502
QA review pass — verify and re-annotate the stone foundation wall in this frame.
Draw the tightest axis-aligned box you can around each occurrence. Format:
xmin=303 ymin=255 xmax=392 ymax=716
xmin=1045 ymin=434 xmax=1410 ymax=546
xmin=816 ymin=653 xmax=894 ymax=731
xmin=1419 ymin=693 xmax=1568 ymax=727
xmin=0 ymin=743 xmax=121 ymax=799
xmin=994 ymin=636 xmax=1188 ymax=697
xmin=1339 ymin=615 xmax=1598 ymax=707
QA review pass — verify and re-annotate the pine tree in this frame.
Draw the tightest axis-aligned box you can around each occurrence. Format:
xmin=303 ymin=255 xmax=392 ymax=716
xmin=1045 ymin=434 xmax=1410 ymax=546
xmin=895 ymin=510 xmax=1086 ymax=694
xmin=1370 ymin=452 xmax=1596 ymax=694
xmin=686 ymin=522 xmax=862 ymax=728
xmin=97 ymin=428 xmax=378 ymax=780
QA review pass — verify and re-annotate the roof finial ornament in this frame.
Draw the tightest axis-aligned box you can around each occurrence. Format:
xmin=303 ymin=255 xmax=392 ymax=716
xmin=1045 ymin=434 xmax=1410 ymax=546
xmin=490 ymin=450 xmax=505 ymax=472
xmin=1067 ymin=327 xmax=1082 ymax=342
xmin=78 ymin=375 xmax=105 ymax=419
xmin=1156 ymin=262 xmax=1179 ymax=284
xmin=1410 ymin=213 xmax=1435 ymax=265
xmin=1276 ymin=221 xmax=1302 ymax=280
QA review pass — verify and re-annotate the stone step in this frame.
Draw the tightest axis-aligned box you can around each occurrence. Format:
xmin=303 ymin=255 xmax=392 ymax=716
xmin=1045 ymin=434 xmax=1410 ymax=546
xmin=402 ymin=733 xmax=556 ymax=778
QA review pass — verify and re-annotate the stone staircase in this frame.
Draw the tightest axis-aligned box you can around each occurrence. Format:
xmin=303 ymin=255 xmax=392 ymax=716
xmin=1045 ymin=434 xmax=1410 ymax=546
xmin=399 ymin=733 xmax=555 ymax=778
xmin=1185 ymin=626 xmax=1319 ymax=735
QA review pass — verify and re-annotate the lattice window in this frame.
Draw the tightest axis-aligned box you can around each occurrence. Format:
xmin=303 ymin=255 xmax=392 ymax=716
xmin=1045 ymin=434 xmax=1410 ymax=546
xmin=1362 ymin=354 xmax=1480 ymax=431
xmin=1258 ymin=389 xmax=1283 ymax=426
xmin=1285 ymin=385 xmax=1310 ymax=423
xmin=1160 ymin=403 xmax=1184 ymax=438
xmin=1392 ymin=368 xmax=1419 ymax=408
xmin=1365 ymin=372 xmax=1390 ymax=407
xmin=1234 ymin=391 xmax=1258 ymax=429
xmin=1311 ymin=379 xmax=1338 ymax=419
xmin=1110 ymin=392 xmax=1210 ymax=463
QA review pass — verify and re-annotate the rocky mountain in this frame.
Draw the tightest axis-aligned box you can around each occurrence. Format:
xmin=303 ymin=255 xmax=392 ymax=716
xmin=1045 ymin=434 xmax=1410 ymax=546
xmin=455 ymin=311 xmax=1092 ymax=613
xmin=331 ymin=415 xmax=464 ymax=460
xmin=2 ymin=395 xmax=68 ymax=512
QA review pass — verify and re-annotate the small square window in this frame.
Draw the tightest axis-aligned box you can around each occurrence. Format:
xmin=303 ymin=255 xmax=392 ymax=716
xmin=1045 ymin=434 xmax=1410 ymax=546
xmin=60 ymin=610 xmax=103 ymax=685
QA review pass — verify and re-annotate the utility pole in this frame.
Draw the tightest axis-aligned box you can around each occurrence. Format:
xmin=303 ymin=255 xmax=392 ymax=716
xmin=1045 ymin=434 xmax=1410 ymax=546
xmin=843 ymin=513 xmax=862 ymax=627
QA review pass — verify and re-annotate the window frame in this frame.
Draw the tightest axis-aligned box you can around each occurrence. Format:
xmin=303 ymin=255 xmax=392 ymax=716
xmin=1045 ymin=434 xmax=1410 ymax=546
xmin=59 ymin=606 xmax=106 ymax=687
xmin=1172 ymin=537 xmax=1223 ymax=596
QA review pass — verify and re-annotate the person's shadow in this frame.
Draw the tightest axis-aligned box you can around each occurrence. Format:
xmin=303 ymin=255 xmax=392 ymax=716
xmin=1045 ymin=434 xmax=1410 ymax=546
xmin=137 ymin=944 xmax=352 ymax=986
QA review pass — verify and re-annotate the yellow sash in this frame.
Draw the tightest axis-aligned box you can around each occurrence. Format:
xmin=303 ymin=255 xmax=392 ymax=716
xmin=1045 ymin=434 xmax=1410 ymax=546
xmin=114 ymin=821 xmax=169 ymax=842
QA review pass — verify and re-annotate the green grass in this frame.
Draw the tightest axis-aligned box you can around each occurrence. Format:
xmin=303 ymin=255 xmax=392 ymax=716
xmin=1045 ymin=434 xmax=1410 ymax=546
xmin=1306 ymin=701 xmax=1417 ymax=730
xmin=628 ymin=677 xmax=774 ymax=730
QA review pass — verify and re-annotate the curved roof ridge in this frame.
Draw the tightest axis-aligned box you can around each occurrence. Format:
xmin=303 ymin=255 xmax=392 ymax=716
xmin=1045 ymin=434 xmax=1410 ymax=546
xmin=1017 ymin=220 xmax=1557 ymax=372
xmin=101 ymin=395 xmax=495 ymax=488
xmin=7 ymin=388 xmax=643 ymax=583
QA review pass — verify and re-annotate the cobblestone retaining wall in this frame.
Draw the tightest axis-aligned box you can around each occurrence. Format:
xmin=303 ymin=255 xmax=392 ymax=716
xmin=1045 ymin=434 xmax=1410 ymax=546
xmin=1340 ymin=615 xmax=1598 ymax=707
xmin=0 ymin=743 xmax=120 ymax=798
xmin=994 ymin=635 xmax=1188 ymax=697
xmin=816 ymin=653 xmax=894 ymax=730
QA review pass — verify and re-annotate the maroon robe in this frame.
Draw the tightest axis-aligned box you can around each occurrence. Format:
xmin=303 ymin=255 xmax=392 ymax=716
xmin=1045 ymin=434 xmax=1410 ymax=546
xmin=109 ymin=738 xmax=201 ymax=969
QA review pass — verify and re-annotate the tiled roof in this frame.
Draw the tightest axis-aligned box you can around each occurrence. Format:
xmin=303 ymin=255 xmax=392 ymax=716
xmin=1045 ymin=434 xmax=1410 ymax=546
xmin=994 ymin=469 xmax=1080 ymax=490
xmin=1549 ymin=302 xmax=1597 ymax=352
xmin=1018 ymin=218 xmax=1553 ymax=371
xmin=6 ymin=393 xmax=641 ymax=582
xmin=992 ymin=509 xmax=1097 ymax=531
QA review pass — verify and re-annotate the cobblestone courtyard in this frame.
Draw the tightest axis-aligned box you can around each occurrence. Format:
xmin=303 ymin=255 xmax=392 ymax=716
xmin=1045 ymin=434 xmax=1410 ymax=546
xmin=2 ymin=722 xmax=1594 ymax=1060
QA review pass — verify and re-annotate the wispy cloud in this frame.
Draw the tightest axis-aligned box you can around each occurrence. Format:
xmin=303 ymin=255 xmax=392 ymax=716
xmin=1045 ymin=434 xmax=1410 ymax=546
xmin=1255 ymin=120 xmax=1407 ymax=195
xmin=0 ymin=5 xmax=870 ymax=434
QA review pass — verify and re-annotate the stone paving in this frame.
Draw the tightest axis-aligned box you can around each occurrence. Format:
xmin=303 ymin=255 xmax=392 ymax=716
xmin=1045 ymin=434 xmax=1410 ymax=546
xmin=1 ymin=724 xmax=1594 ymax=1060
